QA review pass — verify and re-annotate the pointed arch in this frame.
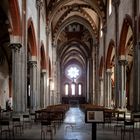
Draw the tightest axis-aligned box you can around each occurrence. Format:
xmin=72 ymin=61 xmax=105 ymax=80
xmin=106 ymin=40 xmax=115 ymax=69
xmin=119 ymin=15 xmax=132 ymax=55
xmin=27 ymin=18 xmax=37 ymax=56
xmin=9 ymin=0 xmax=21 ymax=35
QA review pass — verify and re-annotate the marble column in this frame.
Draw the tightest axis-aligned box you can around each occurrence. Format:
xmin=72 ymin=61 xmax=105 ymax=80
xmin=106 ymin=69 xmax=112 ymax=108
xmin=28 ymin=60 xmax=37 ymax=112
xmin=10 ymin=43 xmax=22 ymax=113
xmin=119 ymin=56 xmax=127 ymax=109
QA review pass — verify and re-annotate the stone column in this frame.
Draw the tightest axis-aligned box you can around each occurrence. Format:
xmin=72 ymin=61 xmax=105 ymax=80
xmin=40 ymin=69 xmax=46 ymax=108
xmin=88 ymin=57 xmax=93 ymax=103
xmin=45 ymin=26 xmax=50 ymax=106
xmin=92 ymin=50 xmax=95 ymax=104
xmin=43 ymin=71 xmax=48 ymax=107
xmin=36 ymin=0 xmax=43 ymax=47
xmin=86 ymin=59 xmax=90 ymax=103
xmin=28 ymin=60 xmax=37 ymax=112
xmin=95 ymin=43 xmax=99 ymax=105
xmin=99 ymin=77 xmax=103 ymax=106
xmin=106 ymin=69 xmax=112 ymax=108
xmin=112 ymin=0 xmax=120 ymax=108
xmin=10 ymin=43 xmax=22 ymax=113
xmin=102 ymin=25 xmax=107 ymax=107
xmin=21 ymin=0 xmax=27 ymax=113
xmin=56 ymin=58 xmax=61 ymax=104
xmin=133 ymin=0 xmax=140 ymax=112
xmin=119 ymin=56 xmax=127 ymax=109
xmin=36 ymin=0 xmax=43 ymax=110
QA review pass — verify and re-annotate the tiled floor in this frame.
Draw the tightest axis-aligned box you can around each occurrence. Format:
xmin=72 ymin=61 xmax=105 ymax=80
xmin=2 ymin=107 xmax=140 ymax=140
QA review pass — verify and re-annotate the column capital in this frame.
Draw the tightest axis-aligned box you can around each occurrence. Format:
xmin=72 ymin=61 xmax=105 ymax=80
xmin=41 ymin=69 xmax=47 ymax=74
xmin=112 ymin=0 xmax=120 ymax=8
xmin=28 ymin=60 xmax=37 ymax=67
xmin=46 ymin=26 xmax=50 ymax=35
xmin=9 ymin=43 xmax=22 ymax=51
xmin=106 ymin=69 xmax=112 ymax=75
xmin=99 ymin=77 xmax=103 ymax=81
xmin=102 ymin=24 xmax=107 ymax=34
xmin=36 ymin=0 xmax=43 ymax=9
xmin=52 ymin=44 xmax=57 ymax=48
xmin=87 ymin=57 xmax=92 ymax=60
xmin=119 ymin=59 xmax=128 ymax=65
xmin=93 ymin=42 xmax=99 ymax=47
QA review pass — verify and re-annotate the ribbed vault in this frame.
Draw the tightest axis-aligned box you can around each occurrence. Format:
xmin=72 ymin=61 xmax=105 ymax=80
xmin=46 ymin=0 xmax=106 ymax=100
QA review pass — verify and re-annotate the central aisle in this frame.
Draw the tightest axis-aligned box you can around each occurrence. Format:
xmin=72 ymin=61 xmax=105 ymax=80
xmin=54 ymin=107 xmax=91 ymax=140
xmin=14 ymin=107 xmax=140 ymax=140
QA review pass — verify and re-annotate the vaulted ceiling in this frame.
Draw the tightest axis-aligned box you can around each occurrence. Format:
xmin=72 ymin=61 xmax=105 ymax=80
xmin=46 ymin=0 xmax=106 ymax=69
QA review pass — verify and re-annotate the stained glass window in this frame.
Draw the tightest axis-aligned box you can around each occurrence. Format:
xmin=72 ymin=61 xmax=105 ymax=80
xmin=65 ymin=64 xmax=81 ymax=80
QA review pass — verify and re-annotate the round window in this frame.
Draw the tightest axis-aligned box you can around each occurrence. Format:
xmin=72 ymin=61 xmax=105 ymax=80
xmin=65 ymin=64 xmax=81 ymax=80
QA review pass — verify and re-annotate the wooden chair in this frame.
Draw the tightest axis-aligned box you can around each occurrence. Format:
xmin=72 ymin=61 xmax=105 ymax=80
xmin=121 ymin=120 xmax=135 ymax=140
xmin=12 ymin=117 xmax=24 ymax=135
xmin=114 ymin=111 xmax=125 ymax=135
xmin=30 ymin=113 xmax=36 ymax=125
xmin=0 ymin=120 xmax=14 ymax=140
xmin=41 ymin=121 xmax=53 ymax=140
xmin=23 ymin=114 xmax=31 ymax=128
xmin=104 ymin=109 xmax=113 ymax=127
xmin=131 ymin=113 xmax=140 ymax=128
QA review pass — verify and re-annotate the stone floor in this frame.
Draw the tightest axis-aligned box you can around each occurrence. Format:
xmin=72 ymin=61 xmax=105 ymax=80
xmin=2 ymin=107 xmax=140 ymax=140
